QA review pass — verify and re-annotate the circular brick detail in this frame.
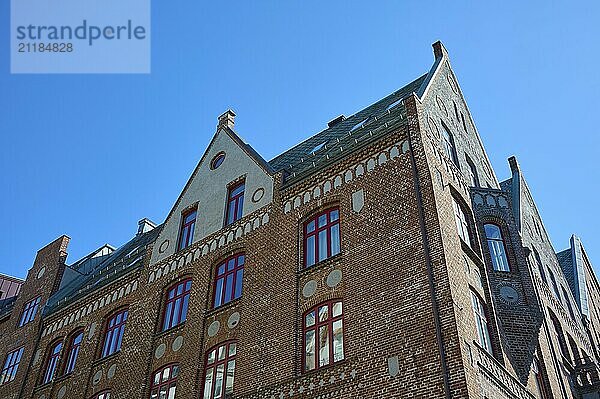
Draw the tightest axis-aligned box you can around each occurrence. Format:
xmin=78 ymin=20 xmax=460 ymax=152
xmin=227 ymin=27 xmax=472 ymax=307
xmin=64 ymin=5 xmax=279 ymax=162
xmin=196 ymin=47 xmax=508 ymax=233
xmin=227 ymin=312 xmax=240 ymax=329
xmin=159 ymin=240 xmax=169 ymax=254
xmin=499 ymin=285 xmax=520 ymax=305
xmin=302 ymin=280 xmax=317 ymax=298
xmin=326 ymin=270 xmax=342 ymax=288
xmin=93 ymin=370 xmax=102 ymax=385
xmin=208 ymin=320 xmax=220 ymax=337
xmin=39 ymin=395 xmax=45 ymax=399
xmin=57 ymin=386 xmax=66 ymax=399
xmin=36 ymin=267 xmax=46 ymax=279
xmin=172 ymin=336 xmax=184 ymax=352
xmin=252 ymin=188 xmax=265 ymax=203
xmin=155 ymin=343 xmax=166 ymax=359
xmin=107 ymin=364 xmax=117 ymax=379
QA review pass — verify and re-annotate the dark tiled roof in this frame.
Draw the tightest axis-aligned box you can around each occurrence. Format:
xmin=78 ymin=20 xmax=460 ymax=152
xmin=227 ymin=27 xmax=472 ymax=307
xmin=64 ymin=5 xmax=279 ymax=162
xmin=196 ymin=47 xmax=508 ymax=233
xmin=268 ymin=74 xmax=427 ymax=187
xmin=43 ymin=226 xmax=162 ymax=316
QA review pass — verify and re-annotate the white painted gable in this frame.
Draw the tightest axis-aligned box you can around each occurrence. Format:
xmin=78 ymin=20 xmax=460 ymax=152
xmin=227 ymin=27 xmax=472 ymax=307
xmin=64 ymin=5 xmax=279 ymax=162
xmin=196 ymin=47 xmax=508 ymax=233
xmin=151 ymin=125 xmax=274 ymax=265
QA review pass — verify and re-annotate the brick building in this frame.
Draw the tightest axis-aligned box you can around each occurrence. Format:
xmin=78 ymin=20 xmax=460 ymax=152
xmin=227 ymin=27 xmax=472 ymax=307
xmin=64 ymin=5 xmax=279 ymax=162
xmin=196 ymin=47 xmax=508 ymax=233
xmin=1 ymin=41 xmax=599 ymax=399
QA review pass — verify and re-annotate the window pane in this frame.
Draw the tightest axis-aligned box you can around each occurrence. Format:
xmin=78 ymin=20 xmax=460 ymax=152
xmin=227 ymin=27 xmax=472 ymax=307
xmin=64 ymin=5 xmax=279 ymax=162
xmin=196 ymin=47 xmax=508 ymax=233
xmin=236 ymin=196 xmax=244 ymax=220
xmin=159 ymin=386 xmax=167 ymax=399
xmin=305 ymin=311 xmax=315 ymax=327
xmin=218 ymin=263 xmax=226 ymax=275
xmin=306 ymin=236 xmax=315 ymax=267
xmin=333 ymin=319 xmax=344 ymax=362
xmin=319 ymin=325 xmax=330 ymax=367
xmin=218 ymin=345 xmax=226 ymax=360
xmin=167 ymin=384 xmax=176 ymax=399
xmin=332 ymin=302 xmax=342 ymax=317
xmin=180 ymin=294 xmax=190 ymax=324
xmin=154 ymin=371 xmax=161 ymax=385
xmin=203 ymin=369 xmax=213 ymax=399
xmin=224 ymin=274 xmax=234 ymax=302
xmin=172 ymin=298 xmax=182 ymax=325
xmin=214 ymin=364 xmax=224 ymax=398
xmin=207 ymin=350 xmax=216 ymax=365
xmin=227 ymin=202 xmax=236 ymax=224
xmin=305 ymin=330 xmax=316 ymax=371
xmin=229 ymin=342 xmax=237 ymax=357
xmin=318 ymin=305 xmax=328 ymax=321
xmin=318 ymin=230 xmax=328 ymax=261
xmin=330 ymin=224 xmax=340 ymax=256
xmin=306 ymin=220 xmax=315 ymax=233
xmin=162 ymin=367 xmax=170 ymax=382
xmin=234 ymin=269 xmax=243 ymax=299
xmin=484 ymin=224 xmax=501 ymax=239
xmin=318 ymin=214 xmax=327 ymax=227
xmin=225 ymin=360 xmax=235 ymax=394
xmin=214 ymin=278 xmax=223 ymax=307
xmin=227 ymin=258 xmax=235 ymax=271
xmin=330 ymin=209 xmax=339 ymax=221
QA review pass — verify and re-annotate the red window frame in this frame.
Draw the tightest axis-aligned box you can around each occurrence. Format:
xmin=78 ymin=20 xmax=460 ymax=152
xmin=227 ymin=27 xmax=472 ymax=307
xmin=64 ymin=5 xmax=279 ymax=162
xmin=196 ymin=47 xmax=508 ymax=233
xmin=225 ymin=181 xmax=245 ymax=225
xmin=19 ymin=296 xmax=41 ymax=326
xmin=303 ymin=207 xmax=341 ymax=268
xmin=213 ymin=254 xmax=244 ymax=308
xmin=178 ymin=208 xmax=197 ymax=251
xmin=0 ymin=347 xmax=24 ymax=385
xmin=63 ymin=329 xmax=83 ymax=375
xmin=149 ymin=363 xmax=178 ymax=399
xmin=302 ymin=299 xmax=345 ymax=372
xmin=91 ymin=390 xmax=111 ymax=399
xmin=161 ymin=279 xmax=192 ymax=331
xmin=101 ymin=308 xmax=128 ymax=358
xmin=202 ymin=341 xmax=236 ymax=399
xmin=42 ymin=340 xmax=63 ymax=384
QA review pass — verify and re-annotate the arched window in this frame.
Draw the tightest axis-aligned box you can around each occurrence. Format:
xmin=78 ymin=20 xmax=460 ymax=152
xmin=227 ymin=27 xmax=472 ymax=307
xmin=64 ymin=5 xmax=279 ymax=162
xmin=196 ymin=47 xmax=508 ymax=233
xmin=202 ymin=341 xmax=236 ymax=399
xmin=452 ymin=199 xmax=471 ymax=247
xmin=150 ymin=363 xmax=179 ymax=399
xmin=484 ymin=224 xmax=510 ymax=271
xmin=302 ymin=299 xmax=344 ymax=372
xmin=91 ymin=390 xmax=111 ymax=399
xmin=162 ymin=279 xmax=192 ymax=331
xmin=303 ymin=207 xmax=341 ymax=268
xmin=441 ymin=123 xmax=458 ymax=165
xmin=63 ymin=329 xmax=83 ymax=375
xmin=533 ymin=247 xmax=548 ymax=284
xmin=213 ymin=254 xmax=244 ymax=308
xmin=470 ymin=291 xmax=492 ymax=354
xmin=42 ymin=340 xmax=63 ymax=384
xmin=101 ymin=308 xmax=128 ymax=358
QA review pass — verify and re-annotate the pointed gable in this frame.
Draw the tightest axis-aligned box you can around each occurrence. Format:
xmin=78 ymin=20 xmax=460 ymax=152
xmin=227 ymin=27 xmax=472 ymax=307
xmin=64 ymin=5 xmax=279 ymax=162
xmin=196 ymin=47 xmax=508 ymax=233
xmin=151 ymin=111 xmax=274 ymax=265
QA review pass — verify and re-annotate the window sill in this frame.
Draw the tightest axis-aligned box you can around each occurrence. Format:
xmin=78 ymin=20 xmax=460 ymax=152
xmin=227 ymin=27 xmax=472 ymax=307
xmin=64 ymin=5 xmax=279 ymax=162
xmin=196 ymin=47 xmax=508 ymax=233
xmin=300 ymin=358 xmax=347 ymax=377
xmin=460 ymin=240 xmax=484 ymax=267
xmin=93 ymin=351 xmax=120 ymax=367
xmin=154 ymin=322 xmax=186 ymax=339
xmin=298 ymin=253 xmax=343 ymax=277
xmin=205 ymin=298 xmax=241 ymax=318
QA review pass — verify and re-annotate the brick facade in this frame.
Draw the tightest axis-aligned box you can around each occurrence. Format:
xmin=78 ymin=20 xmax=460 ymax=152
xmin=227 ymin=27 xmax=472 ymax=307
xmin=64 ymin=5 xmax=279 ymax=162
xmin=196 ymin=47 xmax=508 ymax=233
xmin=1 ymin=41 xmax=599 ymax=399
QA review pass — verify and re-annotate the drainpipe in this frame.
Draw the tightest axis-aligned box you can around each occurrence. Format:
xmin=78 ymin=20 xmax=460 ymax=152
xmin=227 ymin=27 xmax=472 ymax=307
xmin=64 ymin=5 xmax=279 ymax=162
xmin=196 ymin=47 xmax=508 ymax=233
xmin=406 ymin=115 xmax=452 ymax=399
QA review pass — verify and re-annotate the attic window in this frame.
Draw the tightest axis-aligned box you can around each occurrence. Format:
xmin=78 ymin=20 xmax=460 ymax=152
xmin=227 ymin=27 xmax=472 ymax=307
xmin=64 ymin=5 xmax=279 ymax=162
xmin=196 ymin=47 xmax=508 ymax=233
xmin=309 ymin=142 xmax=327 ymax=154
xmin=350 ymin=117 xmax=370 ymax=132
xmin=386 ymin=98 xmax=402 ymax=111
xmin=210 ymin=152 xmax=225 ymax=170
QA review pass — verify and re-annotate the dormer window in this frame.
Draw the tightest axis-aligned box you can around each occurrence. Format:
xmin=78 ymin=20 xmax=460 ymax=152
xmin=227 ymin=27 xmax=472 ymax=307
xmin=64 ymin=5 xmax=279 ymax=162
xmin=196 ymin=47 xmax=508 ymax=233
xmin=225 ymin=181 xmax=245 ymax=225
xmin=178 ymin=209 xmax=197 ymax=251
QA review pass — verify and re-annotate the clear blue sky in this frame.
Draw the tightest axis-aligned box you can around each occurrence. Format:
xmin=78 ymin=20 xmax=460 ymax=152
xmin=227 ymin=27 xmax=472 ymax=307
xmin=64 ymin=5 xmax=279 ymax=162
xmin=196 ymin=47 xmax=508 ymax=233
xmin=1 ymin=1 xmax=599 ymax=279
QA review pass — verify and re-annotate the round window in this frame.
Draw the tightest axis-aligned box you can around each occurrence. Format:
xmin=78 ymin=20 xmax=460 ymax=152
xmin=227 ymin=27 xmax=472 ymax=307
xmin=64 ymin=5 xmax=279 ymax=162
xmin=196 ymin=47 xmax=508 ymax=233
xmin=210 ymin=152 xmax=225 ymax=169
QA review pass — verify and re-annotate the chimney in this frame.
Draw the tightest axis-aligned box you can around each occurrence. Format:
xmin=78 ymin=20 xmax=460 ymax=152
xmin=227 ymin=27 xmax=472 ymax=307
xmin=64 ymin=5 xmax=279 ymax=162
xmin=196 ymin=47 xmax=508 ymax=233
xmin=328 ymin=115 xmax=345 ymax=128
xmin=218 ymin=109 xmax=236 ymax=130
xmin=137 ymin=218 xmax=157 ymax=236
